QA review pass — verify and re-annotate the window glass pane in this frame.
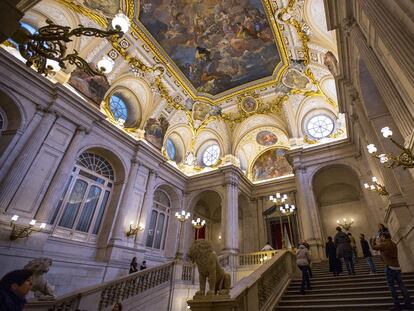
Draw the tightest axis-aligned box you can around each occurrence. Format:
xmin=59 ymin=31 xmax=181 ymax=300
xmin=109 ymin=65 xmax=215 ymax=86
xmin=79 ymin=170 xmax=105 ymax=184
xmin=146 ymin=210 xmax=158 ymax=247
xmin=109 ymin=95 xmax=128 ymax=121
xmin=50 ymin=176 xmax=73 ymax=224
xmin=166 ymin=138 xmax=176 ymax=160
xmin=153 ymin=213 xmax=165 ymax=249
xmin=0 ymin=112 xmax=4 ymax=131
xmin=306 ymin=115 xmax=334 ymax=139
xmin=76 ymin=186 xmax=102 ymax=232
xmin=162 ymin=216 xmax=169 ymax=250
xmin=202 ymin=144 xmax=220 ymax=166
xmin=93 ymin=190 xmax=110 ymax=234
xmin=77 ymin=153 xmax=114 ymax=180
xmin=59 ymin=180 xmax=88 ymax=228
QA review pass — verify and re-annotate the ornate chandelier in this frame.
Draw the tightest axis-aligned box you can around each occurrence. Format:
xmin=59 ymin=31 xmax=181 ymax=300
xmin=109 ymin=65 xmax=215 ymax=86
xmin=10 ymin=13 xmax=130 ymax=76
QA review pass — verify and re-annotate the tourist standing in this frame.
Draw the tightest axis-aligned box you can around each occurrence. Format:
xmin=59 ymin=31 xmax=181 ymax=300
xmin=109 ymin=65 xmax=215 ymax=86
xmin=347 ymin=232 xmax=358 ymax=260
xmin=301 ymin=240 xmax=313 ymax=278
xmin=334 ymin=227 xmax=355 ymax=275
xmin=370 ymin=232 xmax=412 ymax=311
xmin=326 ymin=236 xmax=341 ymax=276
xmin=261 ymin=242 xmax=274 ymax=251
xmin=360 ymin=234 xmax=376 ymax=274
xmin=0 ymin=269 xmax=33 ymax=311
xmin=129 ymin=257 xmax=138 ymax=274
xmin=296 ymin=244 xmax=312 ymax=294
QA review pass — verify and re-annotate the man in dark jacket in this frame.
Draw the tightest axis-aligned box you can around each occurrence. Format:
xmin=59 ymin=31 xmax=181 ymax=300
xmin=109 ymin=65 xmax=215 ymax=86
xmin=334 ymin=226 xmax=355 ymax=275
xmin=371 ymin=232 xmax=413 ymax=311
xmin=0 ymin=270 xmax=33 ymax=311
xmin=360 ymin=234 xmax=376 ymax=274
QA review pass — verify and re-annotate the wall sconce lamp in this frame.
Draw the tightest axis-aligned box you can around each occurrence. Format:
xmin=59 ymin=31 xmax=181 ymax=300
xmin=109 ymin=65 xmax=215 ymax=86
xmin=336 ymin=218 xmax=354 ymax=231
xmin=126 ymin=221 xmax=144 ymax=237
xmin=367 ymin=127 xmax=414 ymax=169
xmin=363 ymin=176 xmax=389 ymax=196
xmin=269 ymin=193 xmax=288 ymax=205
xmin=10 ymin=215 xmax=46 ymax=241
xmin=9 ymin=13 xmax=130 ymax=76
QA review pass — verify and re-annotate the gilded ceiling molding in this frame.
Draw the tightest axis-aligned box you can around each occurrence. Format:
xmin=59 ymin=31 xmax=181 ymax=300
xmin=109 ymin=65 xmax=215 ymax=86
xmin=56 ymin=0 xmax=108 ymax=28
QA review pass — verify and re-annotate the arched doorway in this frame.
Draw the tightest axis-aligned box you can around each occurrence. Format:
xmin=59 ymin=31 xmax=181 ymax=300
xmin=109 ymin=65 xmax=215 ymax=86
xmin=312 ymin=165 xmax=377 ymax=255
xmin=191 ymin=190 xmax=222 ymax=254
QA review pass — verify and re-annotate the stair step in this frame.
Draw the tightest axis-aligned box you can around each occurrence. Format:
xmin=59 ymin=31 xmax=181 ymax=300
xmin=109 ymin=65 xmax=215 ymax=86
xmin=278 ymin=296 xmax=394 ymax=306
xmin=275 ymin=303 xmax=393 ymax=311
xmin=288 ymin=279 xmax=414 ymax=290
xmin=290 ymin=273 xmax=414 ymax=285
xmin=284 ymin=284 xmax=414 ymax=294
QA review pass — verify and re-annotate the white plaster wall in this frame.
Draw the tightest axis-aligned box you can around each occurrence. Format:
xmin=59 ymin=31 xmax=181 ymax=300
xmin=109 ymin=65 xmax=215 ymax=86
xmin=319 ymin=199 xmax=377 ymax=256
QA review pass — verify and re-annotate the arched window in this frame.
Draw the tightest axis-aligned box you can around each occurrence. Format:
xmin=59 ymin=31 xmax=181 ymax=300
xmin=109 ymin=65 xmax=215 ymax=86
xmin=109 ymin=95 xmax=128 ymax=122
xmin=202 ymin=144 xmax=220 ymax=166
xmin=306 ymin=115 xmax=334 ymax=139
xmin=51 ymin=152 xmax=114 ymax=242
xmin=166 ymin=138 xmax=176 ymax=160
xmin=0 ymin=110 xmax=5 ymax=134
xmin=146 ymin=190 xmax=171 ymax=250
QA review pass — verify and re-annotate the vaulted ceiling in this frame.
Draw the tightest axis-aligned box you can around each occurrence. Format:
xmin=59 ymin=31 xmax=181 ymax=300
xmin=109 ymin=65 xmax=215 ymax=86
xmin=3 ymin=0 xmax=346 ymax=182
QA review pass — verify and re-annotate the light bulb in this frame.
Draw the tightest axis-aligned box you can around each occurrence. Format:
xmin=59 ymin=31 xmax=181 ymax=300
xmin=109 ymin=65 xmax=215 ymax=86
xmin=372 ymin=176 xmax=378 ymax=182
xmin=46 ymin=59 xmax=61 ymax=72
xmin=97 ymin=55 xmax=115 ymax=74
xmin=343 ymin=218 xmax=346 ymax=222
xmin=370 ymin=185 xmax=375 ymax=190
xmin=269 ymin=195 xmax=274 ymax=200
xmin=276 ymin=193 xmax=281 ymax=199
xmin=40 ymin=223 xmax=46 ymax=229
xmin=367 ymin=144 xmax=377 ymax=154
xmin=196 ymin=218 xmax=200 ymax=223
xmin=11 ymin=215 xmax=19 ymax=222
xmin=29 ymin=219 xmax=36 ymax=226
xmin=336 ymin=220 xmax=339 ymax=224
xmin=181 ymin=210 xmax=185 ymax=215
xmin=112 ymin=13 xmax=130 ymax=33
xmin=364 ymin=183 xmax=369 ymax=189
xmin=381 ymin=127 xmax=393 ymax=138
xmin=379 ymin=154 xmax=389 ymax=164
xmin=351 ymin=218 xmax=354 ymax=222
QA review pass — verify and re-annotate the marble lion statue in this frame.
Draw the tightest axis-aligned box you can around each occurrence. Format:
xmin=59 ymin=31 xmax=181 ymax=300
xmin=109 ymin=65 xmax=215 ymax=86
xmin=24 ymin=257 xmax=55 ymax=300
xmin=188 ymin=240 xmax=231 ymax=297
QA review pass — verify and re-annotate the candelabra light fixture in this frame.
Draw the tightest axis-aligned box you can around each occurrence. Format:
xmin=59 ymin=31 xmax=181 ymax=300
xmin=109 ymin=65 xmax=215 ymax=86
xmin=336 ymin=218 xmax=354 ymax=231
xmin=175 ymin=210 xmax=190 ymax=259
xmin=10 ymin=215 xmax=46 ymax=241
xmin=191 ymin=218 xmax=206 ymax=229
xmin=280 ymin=203 xmax=296 ymax=249
xmin=269 ymin=193 xmax=288 ymax=205
xmin=126 ymin=221 xmax=145 ymax=237
xmin=364 ymin=176 xmax=389 ymax=196
xmin=9 ymin=13 xmax=130 ymax=76
xmin=367 ymin=127 xmax=414 ymax=169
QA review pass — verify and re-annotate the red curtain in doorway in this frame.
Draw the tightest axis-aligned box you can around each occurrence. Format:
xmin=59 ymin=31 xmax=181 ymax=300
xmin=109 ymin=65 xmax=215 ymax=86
xmin=195 ymin=226 xmax=205 ymax=240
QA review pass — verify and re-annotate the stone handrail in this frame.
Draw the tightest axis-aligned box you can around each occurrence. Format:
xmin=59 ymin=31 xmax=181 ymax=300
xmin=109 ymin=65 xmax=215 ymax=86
xmin=237 ymin=250 xmax=277 ymax=266
xmin=188 ymin=250 xmax=298 ymax=311
xmin=24 ymin=261 xmax=174 ymax=311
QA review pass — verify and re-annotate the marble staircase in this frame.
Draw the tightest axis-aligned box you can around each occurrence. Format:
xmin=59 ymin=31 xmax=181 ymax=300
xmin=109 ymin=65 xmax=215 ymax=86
xmin=276 ymin=257 xmax=414 ymax=310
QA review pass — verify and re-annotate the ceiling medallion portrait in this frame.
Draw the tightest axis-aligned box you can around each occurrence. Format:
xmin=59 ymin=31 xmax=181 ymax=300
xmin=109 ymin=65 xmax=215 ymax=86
xmin=135 ymin=0 xmax=288 ymax=102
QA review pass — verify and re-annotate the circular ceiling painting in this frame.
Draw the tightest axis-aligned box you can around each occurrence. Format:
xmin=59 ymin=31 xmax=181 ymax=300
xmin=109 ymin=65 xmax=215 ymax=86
xmin=256 ymin=130 xmax=278 ymax=146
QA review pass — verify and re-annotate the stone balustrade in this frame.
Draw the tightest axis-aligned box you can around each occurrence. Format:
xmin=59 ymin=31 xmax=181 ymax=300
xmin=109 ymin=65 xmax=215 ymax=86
xmin=24 ymin=262 xmax=174 ymax=311
xmin=188 ymin=250 xmax=298 ymax=311
xmin=237 ymin=250 xmax=277 ymax=266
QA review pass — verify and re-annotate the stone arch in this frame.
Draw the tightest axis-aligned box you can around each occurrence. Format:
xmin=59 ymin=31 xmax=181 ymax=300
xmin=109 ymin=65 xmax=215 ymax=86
xmin=0 ymin=88 xmax=25 ymax=165
xmin=187 ymin=189 xmax=224 ymax=253
xmin=311 ymin=163 xmax=378 ymax=254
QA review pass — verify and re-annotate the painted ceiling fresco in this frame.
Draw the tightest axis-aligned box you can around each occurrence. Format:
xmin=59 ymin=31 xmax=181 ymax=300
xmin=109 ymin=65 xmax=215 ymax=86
xmin=139 ymin=0 xmax=281 ymax=96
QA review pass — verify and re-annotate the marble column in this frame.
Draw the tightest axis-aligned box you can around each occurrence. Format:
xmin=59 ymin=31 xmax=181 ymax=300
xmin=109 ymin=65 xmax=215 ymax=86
xmin=222 ymin=172 xmax=239 ymax=253
xmin=291 ymin=157 xmax=324 ymax=260
xmin=0 ymin=110 xmax=56 ymax=212
xmin=110 ymin=160 xmax=140 ymax=242
xmin=35 ymin=127 xmax=87 ymax=223
xmin=350 ymin=24 xmax=414 ymax=141
xmin=136 ymin=169 xmax=158 ymax=247
xmin=357 ymin=0 xmax=414 ymax=114
xmin=255 ymin=197 xmax=266 ymax=249
xmin=0 ymin=108 xmax=43 ymax=182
